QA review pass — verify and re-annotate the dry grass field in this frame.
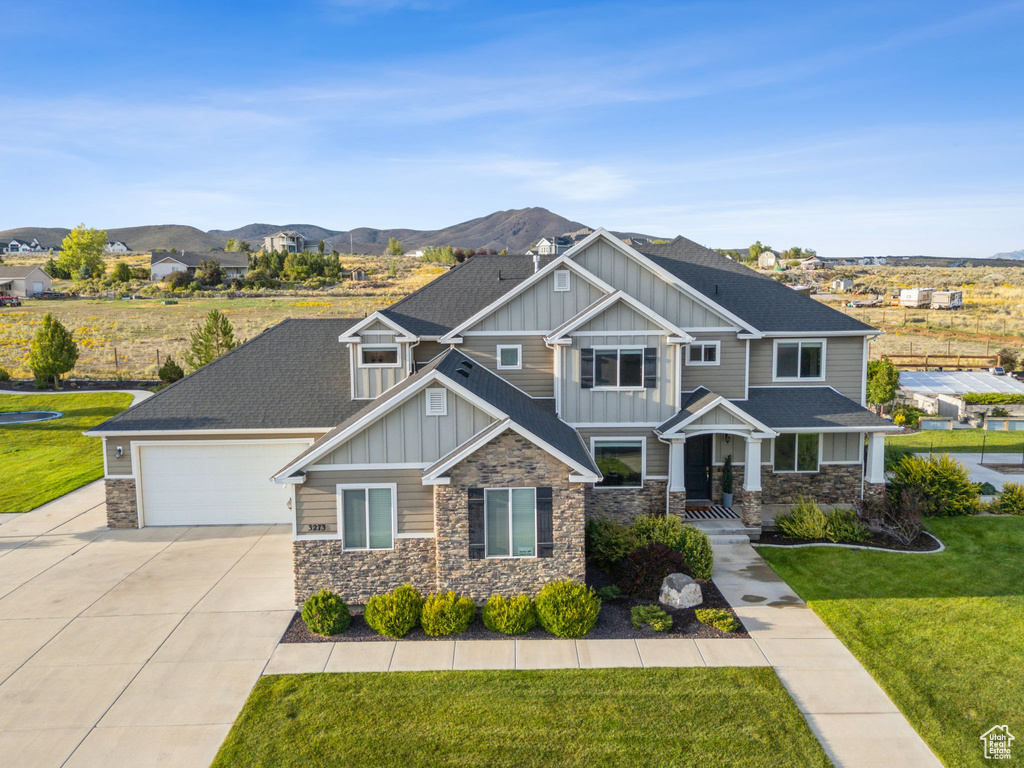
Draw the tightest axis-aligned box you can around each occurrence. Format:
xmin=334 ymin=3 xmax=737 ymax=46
xmin=0 ymin=255 xmax=444 ymax=379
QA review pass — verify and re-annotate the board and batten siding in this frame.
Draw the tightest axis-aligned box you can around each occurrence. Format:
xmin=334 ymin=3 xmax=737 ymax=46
xmin=747 ymin=336 xmax=865 ymax=401
xmin=470 ymin=268 xmax=606 ymax=332
xmin=458 ymin=335 xmax=553 ymax=397
xmin=351 ymin=330 xmax=411 ymax=400
xmin=412 ymin=340 xmax=448 ymax=366
xmin=560 ymin=335 xmax=678 ymax=424
xmin=103 ymin=432 xmax=318 ymax=477
xmin=577 ymin=427 xmax=668 ymax=476
xmin=576 ymin=301 xmax=662 ymax=333
xmin=681 ymin=334 xmax=746 ymax=399
xmin=316 ymin=385 xmax=495 ymax=465
xmin=571 ymin=240 xmax=733 ymax=329
xmin=295 ymin=469 xmax=433 ymax=536
xmin=712 ymin=434 xmax=772 ymax=465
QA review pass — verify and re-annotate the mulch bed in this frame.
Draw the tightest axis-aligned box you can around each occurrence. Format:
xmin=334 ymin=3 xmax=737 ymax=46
xmin=981 ymin=463 xmax=1024 ymax=474
xmin=757 ymin=530 xmax=941 ymax=552
xmin=0 ymin=380 xmax=158 ymax=392
xmin=281 ymin=571 xmax=748 ymax=644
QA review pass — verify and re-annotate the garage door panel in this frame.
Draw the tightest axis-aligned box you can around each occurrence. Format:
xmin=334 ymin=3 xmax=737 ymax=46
xmin=138 ymin=442 xmax=306 ymax=526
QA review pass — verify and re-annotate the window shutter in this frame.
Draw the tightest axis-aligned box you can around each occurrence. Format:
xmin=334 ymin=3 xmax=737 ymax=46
xmin=580 ymin=348 xmax=594 ymax=389
xmin=536 ymin=486 xmax=553 ymax=558
xmin=643 ymin=347 xmax=657 ymax=388
xmin=468 ymin=487 xmax=485 ymax=559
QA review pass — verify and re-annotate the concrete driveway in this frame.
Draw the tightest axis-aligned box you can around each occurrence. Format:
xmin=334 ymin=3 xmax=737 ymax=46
xmin=0 ymin=481 xmax=294 ymax=767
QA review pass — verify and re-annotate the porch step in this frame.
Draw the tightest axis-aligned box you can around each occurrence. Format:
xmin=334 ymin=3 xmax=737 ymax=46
xmin=685 ymin=518 xmax=761 ymax=541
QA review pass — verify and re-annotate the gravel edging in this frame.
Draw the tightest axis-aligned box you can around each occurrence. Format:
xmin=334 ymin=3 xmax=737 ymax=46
xmin=755 ymin=531 xmax=945 ymax=554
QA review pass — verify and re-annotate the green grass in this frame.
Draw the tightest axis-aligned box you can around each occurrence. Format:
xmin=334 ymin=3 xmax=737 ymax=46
xmin=759 ymin=518 xmax=1024 ymax=768
xmin=212 ymin=668 xmax=830 ymax=768
xmin=0 ymin=392 xmax=133 ymax=513
xmin=887 ymin=427 xmax=1024 ymax=453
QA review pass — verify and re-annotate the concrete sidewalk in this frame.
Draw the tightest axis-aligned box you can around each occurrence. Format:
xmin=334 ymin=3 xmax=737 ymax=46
xmin=942 ymin=451 xmax=1022 ymax=492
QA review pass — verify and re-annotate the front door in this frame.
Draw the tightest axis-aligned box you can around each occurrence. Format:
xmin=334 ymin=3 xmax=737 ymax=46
xmin=684 ymin=434 xmax=712 ymax=500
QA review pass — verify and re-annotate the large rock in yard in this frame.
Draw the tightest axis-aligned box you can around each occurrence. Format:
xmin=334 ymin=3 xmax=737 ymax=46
xmin=659 ymin=573 xmax=703 ymax=609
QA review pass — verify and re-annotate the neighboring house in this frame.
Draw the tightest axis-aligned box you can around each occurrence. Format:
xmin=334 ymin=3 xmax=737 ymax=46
xmin=532 ymin=229 xmax=594 ymax=256
xmin=264 ymin=230 xmax=305 ymax=253
xmin=4 ymin=238 xmax=48 ymax=254
xmin=0 ymin=266 xmax=52 ymax=297
xmin=150 ymin=251 xmax=250 ymax=280
xmin=800 ymin=257 xmax=824 ymax=270
xmin=104 ymin=241 xmax=131 ymax=253
xmin=89 ymin=229 xmax=894 ymax=605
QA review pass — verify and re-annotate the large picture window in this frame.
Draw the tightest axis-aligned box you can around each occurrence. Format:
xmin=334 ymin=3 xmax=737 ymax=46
xmin=774 ymin=340 xmax=824 ymax=380
xmin=593 ymin=439 xmax=644 ymax=487
xmin=773 ymin=434 xmax=820 ymax=473
xmin=485 ymin=488 xmax=536 ymax=558
xmin=594 ymin=348 xmax=644 ymax=389
xmin=339 ymin=485 xmax=395 ymax=550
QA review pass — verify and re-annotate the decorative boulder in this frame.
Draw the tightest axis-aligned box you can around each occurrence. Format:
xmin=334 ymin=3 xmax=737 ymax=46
xmin=659 ymin=573 xmax=703 ymax=609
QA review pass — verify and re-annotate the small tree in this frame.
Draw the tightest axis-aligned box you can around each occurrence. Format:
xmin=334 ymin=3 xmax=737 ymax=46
xmin=111 ymin=261 xmax=132 ymax=282
xmin=29 ymin=313 xmax=79 ymax=389
xmin=157 ymin=356 xmax=185 ymax=384
xmin=45 ymin=257 xmax=71 ymax=280
xmin=866 ymin=357 xmax=900 ymax=412
xmin=318 ymin=239 xmax=326 ymax=255
xmin=58 ymin=224 xmax=107 ymax=278
xmin=198 ymin=259 xmax=225 ymax=286
xmin=385 ymin=237 xmax=404 ymax=256
xmin=166 ymin=270 xmax=194 ymax=290
xmin=388 ymin=261 xmax=398 ymax=278
xmin=997 ymin=347 xmax=1019 ymax=372
xmin=185 ymin=310 xmax=237 ymax=369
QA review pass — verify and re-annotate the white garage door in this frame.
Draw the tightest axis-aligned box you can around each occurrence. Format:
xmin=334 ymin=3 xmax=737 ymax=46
xmin=137 ymin=441 xmax=308 ymax=526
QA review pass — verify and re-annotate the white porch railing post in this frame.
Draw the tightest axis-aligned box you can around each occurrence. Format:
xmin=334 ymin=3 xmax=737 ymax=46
xmin=669 ymin=437 xmax=686 ymax=492
xmin=866 ymin=432 xmax=886 ymax=484
xmin=744 ymin=437 xmax=762 ymax=492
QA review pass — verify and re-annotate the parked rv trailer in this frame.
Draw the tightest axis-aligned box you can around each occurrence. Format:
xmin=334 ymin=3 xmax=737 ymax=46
xmin=930 ymin=290 xmax=963 ymax=310
xmin=899 ymin=288 xmax=933 ymax=308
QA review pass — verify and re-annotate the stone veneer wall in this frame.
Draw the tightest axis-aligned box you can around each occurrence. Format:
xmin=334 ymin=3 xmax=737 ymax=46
xmin=293 ymin=538 xmax=436 ymax=606
xmin=434 ymin=430 xmax=586 ymax=601
xmin=584 ymin=480 xmax=667 ymax=522
xmin=761 ymin=464 xmax=862 ymax=506
xmin=711 ymin=465 xmax=746 ymax=507
xmin=667 ymin=490 xmax=686 ymax=519
xmin=105 ymin=478 xmax=138 ymax=528
xmin=862 ymin=482 xmax=887 ymax=509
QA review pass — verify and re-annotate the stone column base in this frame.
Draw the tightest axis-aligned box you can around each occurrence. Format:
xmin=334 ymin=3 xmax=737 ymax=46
xmin=862 ymin=482 xmax=888 ymax=513
xmin=667 ymin=490 xmax=687 ymax=519
xmin=740 ymin=490 xmax=762 ymax=527
xmin=105 ymin=478 xmax=138 ymax=528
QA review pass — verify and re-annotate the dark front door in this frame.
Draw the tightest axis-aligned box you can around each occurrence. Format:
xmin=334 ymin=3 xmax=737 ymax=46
xmin=684 ymin=434 xmax=712 ymax=500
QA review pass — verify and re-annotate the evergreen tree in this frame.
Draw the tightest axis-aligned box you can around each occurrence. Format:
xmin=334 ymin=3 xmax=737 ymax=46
xmin=185 ymin=310 xmax=237 ymax=369
xmin=157 ymin=356 xmax=185 ymax=384
xmin=29 ymin=313 xmax=79 ymax=389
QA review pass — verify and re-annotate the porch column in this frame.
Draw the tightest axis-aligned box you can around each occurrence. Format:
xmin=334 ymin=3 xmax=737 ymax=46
xmin=667 ymin=437 xmax=687 ymax=519
xmin=866 ymin=432 xmax=886 ymax=484
xmin=741 ymin=437 xmax=762 ymax=528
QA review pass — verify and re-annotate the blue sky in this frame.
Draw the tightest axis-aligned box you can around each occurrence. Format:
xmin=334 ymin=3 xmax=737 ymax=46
xmin=1 ymin=0 xmax=1022 ymax=257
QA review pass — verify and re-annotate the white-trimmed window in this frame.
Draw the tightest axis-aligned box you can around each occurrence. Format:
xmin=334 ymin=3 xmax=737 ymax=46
xmin=338 ymin=484 xmax=396 ymax=550
xmin=485 ymin=488 xmax=537 ymax=558
xmin=774 ymin=340 xmax=825 ymax=381
xmin=496 ymin=344 xmax=522 ymax=370
xmin=553 ymin=269 xmax=571 ymax=292
xmin=360 ymin=344 xmax=400 ymax=367
xmin=592 ymin=438 xmax=645 ymax=488
xmin=773 ymin=433 xmax=820 ymax=473
xmin=593 ymin=347 xmax=644 ymax=389
xmin=425 ymin=387 xmax=447 ymax=416
xmin=687 ymin=341 xmax=720 ymax=366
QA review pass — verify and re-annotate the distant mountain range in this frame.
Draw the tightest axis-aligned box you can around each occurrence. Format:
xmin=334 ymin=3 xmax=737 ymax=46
xmin=992 ymin=249 xmax=1024 ymax=260
xmin=0 ymin=208 xmax=652 ymax=255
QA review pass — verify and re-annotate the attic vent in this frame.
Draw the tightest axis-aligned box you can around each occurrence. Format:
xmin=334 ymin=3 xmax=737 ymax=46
xmin=454 ymin=359 xmax=474 ymax=378
xmin=425 ymin=388 xmax=447 ymax=416
xmin=553 ymin=269 xmax=571 ymax=292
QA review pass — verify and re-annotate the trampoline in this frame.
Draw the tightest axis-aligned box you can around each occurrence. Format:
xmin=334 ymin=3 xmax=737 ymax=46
xmin=0 ymin=411 xmax=63 ymax=425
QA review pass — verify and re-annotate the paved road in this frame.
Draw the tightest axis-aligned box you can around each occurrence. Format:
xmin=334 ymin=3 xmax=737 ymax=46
xmin=0 ymin=482 xmax=293 ymax=767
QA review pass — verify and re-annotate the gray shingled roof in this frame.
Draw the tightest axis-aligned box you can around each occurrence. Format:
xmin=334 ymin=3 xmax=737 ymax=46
xmin=738 ymin=387 xmax=893 ymax=430
xmin=381 ymin=254 xmax=554 ymax=336
xmin=635 ymin=237 xmax=872 ymax=333
xmin=656 ymin=387 xmax=715 ymax=433
xmin=283 ymin=349 xmax=598 ymax=476
xmin=151 ymin=251 xmax=250 ymax=268
xmin=91 ymin=319 xmax=361 ymax=432
xmin=0 ymin=265 xmax=50 ymax=279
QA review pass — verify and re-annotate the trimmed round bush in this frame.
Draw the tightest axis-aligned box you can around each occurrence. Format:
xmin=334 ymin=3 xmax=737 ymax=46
xmin=631 ymin=514 xmax=685 ymax=551
xmin=824 ymin=509 xmax=870 ymax=543
xmin=421 ymin=591 xmax=476 ymax=636
xmin=534 ymin=580 xmax=601 ymax=638
xmin=679 ymin=524 xmax=714 ymax=579
xmin=615 ymin=543 xmax=689 ymax=599
xmin=482 ymin=594 xmax=538 ymax=635
xmin=584 ymin=518 xmax=633 ymax=570
xmin=300 ymin=589 xmax=351 ymax=637
xmin=631 ymin=604 xmax=672 ymax=632
xmin=996 ymin=482 xmax=1024 ymax=515
xmin=695 ymin=608 xmax=739 ymax=633
xmin=363 ymin=584 xmax=424 ymax=638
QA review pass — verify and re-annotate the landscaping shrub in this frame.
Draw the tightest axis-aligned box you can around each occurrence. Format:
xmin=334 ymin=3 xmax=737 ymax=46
xmin=995 ymin=482 xmax=1024 ymax=515
xmin=363 ymin=584 xmax=424 ymax=638
xmin=824 ymin=510 xmax=871 ymax=543
xmin=595 ymin=584 xmax=622 ymax=601
xmin=679 ymin=524 xmax=714 ymax=579
xmin=0 ymin=365 xmax=9 ymax=382
xmin=157 ymin=357 xmax=185 ymax=385
xmin=534 ymin=580 xmax=601 ymax=638
xmin=775 ymin=498 xmax=829 ymax=539
xmin=889 ymin=454 xmax=979 ymax=517
xmin=695 ymin=608 xmax=739 ymax=633
xmin=631 ymin=514 xmax=685 ymax=551
xmin=892 ymin=405 xmax=924 ymax=428
xmin=631 ymin=604 xmax=673 ymax=632
xmin=420 ymin=591 xmax=476 ymax=636
xmin=885 ymin=444 xmax=917 ymax=471
xmin=481 ymin=594 xmax=537 ymax=635
xmin=989 ymin=406 xmax=1011 ymax=418
xmin=865 ymin=487 xmax=926 ymax=546
xmin=963 ymin=393 xmax=1024 ymax=405
xmin=615 ymin=543 xmax=689 ymax=599
xmin=584 ymin=518 xmax=632 ymax=570
xmin=976 ymin=481 xmax=998 ymax=496
xmin=300 ymin=590 xmax=351 ymax=636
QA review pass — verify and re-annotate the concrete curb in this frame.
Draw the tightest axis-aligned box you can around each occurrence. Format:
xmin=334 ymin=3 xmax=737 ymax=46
xmin=754 ymin=532 xmax=945 ymax=554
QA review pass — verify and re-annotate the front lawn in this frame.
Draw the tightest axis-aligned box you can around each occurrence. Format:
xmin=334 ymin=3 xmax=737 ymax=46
xmin=887 ymin=427 xmax=1024 ymax=453
xmin=212 ymin=668 xmax=830 ymax=768
xmin=0 ymin=392 xmax=133 ymax=513
xmin=760 ymin=517 xmax=1024 ymax=768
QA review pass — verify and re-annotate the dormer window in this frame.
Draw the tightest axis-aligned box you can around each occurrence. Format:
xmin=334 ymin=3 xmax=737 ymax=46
xmin=360 ymin=345 xmax=399 ymax=367
xmin=553 ymin=270 xmax=571 ymax=292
